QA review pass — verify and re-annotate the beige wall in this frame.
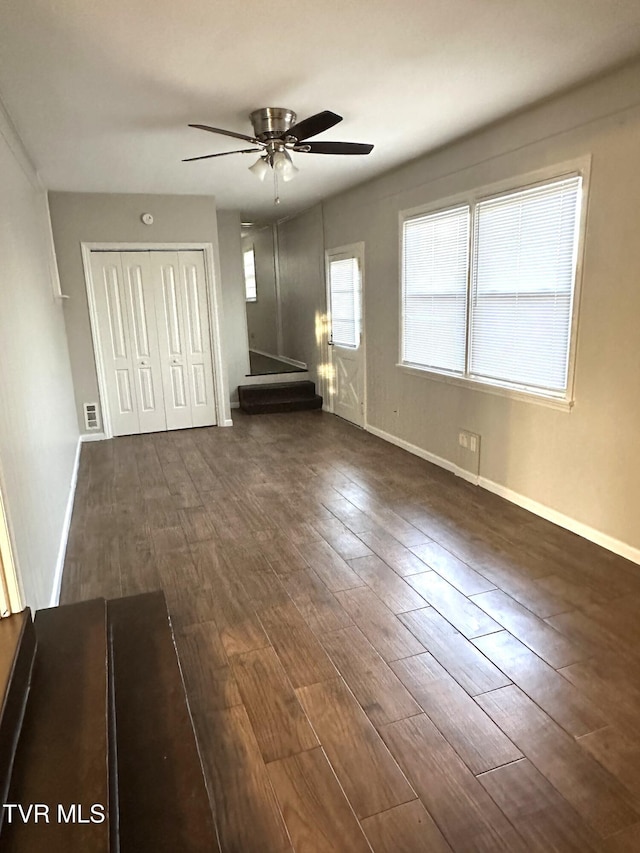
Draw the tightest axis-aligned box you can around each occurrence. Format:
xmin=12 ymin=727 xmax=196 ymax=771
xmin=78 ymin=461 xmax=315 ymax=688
xmin=284 ymin=60 xmax=640 ymax=558
xmin=0 ymin=114 xmax=79 ymax=610
xmin=48 ymin=192 xmax=244 ymax=427
xmin=243 ymin=225 xmax=279 ymax=356
xmin=277 ymin=206 xmax=325 ymax=383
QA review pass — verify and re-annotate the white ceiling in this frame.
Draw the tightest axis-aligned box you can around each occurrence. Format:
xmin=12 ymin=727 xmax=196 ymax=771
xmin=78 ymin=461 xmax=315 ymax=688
xmin=1 ymin=0 xmax=640 ymax=222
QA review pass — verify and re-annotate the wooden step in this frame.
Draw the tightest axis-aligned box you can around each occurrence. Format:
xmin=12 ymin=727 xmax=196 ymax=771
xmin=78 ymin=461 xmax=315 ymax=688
xmin=0 ymin=610 xmax=36 ymax=835
xmin=241 ymin=394 xmax=323 ymax=414
xmin=239 ymin=379 xmax=317 ymax=403
xmin=108 ymin=591 xmax=218 ymax=852
xmin=239 ymin=380 xmax=323 ymax=414
xmin=2 ymin=599 xmax=111 ymax=852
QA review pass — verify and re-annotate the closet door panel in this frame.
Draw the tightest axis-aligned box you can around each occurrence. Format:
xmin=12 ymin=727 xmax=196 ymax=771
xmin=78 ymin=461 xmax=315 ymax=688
xmin=90 ymin=252 xmax=140 ymax=437
xmin=151 ymin=253 xmax=194 ymax=431
xmin=179 ymin=251 xmax=217 ymax=427
xmin=121 ymin=253 xmax=167 ymax=434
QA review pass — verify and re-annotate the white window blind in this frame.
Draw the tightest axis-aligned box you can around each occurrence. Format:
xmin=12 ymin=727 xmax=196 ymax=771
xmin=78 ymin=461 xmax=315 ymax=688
xmin=329 ymin=256 xmax=361 ymax=348
xmin=402 ymin=206 xmax=470 ymax=374
xmin=470 ymin=176 xmax=582 ymax=394
xmin=243 ymin=248 xmax=257 ymax=302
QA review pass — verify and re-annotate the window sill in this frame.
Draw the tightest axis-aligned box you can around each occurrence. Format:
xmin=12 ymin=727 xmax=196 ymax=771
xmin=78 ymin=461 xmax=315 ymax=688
xmin=396 ymin=363 xmax=574 ymax=412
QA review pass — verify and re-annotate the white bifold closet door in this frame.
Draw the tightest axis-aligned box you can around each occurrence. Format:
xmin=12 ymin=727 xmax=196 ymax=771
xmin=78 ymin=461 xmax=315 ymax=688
xmin=90 ymin=250 xmax=217 ymax=437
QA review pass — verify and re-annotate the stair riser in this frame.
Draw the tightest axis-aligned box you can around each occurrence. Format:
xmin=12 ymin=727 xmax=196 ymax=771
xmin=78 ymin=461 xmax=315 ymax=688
xmin=239 ymin=380 xmax=317 ymax=404
xmin=240 ymin=396 xmax=323 ymax=414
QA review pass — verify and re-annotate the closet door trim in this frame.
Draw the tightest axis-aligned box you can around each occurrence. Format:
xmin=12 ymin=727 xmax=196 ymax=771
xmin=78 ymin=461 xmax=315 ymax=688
xmin=82 ymin=242 xmax=231 ymax=438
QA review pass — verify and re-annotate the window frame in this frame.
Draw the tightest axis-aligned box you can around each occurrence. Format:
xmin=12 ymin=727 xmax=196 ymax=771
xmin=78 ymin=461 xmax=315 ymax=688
xmin=243 ymin=245 xmax=257 ymax=303
xmin=398 ymin=158 xmax=591 ymax=410
xmin=327 ymin=250 xmax=363 ymax=350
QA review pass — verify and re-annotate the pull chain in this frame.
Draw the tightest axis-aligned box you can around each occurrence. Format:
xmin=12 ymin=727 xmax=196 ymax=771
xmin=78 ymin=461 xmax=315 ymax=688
xmin=273 ymin=168 xmax=280 ymax=205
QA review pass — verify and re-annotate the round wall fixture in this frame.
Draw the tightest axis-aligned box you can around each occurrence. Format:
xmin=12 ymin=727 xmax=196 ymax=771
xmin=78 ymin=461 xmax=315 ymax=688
xmin=141 ymin=213 xmax=154 ymax=225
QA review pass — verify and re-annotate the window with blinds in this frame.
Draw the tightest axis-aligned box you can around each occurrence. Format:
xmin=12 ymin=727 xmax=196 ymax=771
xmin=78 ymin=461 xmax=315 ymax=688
xmin=401 ymin=172 xmax=583 ymax=400
xmin=243 ymin=248 xmax=257 ymax=302
xmin=402 ymin=206 xmax=470 ymax=373
xmin=329 ymin=256 xmax=361 ymax=348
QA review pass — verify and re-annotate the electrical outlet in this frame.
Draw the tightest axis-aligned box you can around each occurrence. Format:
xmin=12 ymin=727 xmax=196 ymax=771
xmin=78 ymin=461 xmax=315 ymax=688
xmin=457 ymin=429 xmax=481 ymax=478
xmin=459 ymin=430 xmax=479 ymax=452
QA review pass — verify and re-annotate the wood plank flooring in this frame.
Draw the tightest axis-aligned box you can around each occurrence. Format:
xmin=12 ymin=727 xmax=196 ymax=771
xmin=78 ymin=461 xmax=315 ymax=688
xmin=61 ymin=410 xmax=640 ymax=852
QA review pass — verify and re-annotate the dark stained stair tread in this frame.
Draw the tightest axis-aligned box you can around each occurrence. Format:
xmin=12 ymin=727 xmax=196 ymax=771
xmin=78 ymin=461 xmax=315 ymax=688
xmin=108 ymin=591 xmax=218 ymax=852
xmin=239 ymin=380 xmax=323 ymax=414
xmin=2 ymin=599 xmax=111 ymax=852
xmin=0 ymin=610 xmax=36 ymax=834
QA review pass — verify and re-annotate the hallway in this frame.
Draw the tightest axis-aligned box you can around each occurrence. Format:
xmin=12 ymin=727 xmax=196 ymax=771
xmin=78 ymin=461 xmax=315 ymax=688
xmin=62 ymin=411 xmax=640 ymax=852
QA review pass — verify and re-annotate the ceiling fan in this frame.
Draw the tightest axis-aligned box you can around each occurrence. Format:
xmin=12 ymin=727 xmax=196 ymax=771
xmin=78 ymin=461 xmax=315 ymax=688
xmin=183 ymin=108 xmax=374 ymax=184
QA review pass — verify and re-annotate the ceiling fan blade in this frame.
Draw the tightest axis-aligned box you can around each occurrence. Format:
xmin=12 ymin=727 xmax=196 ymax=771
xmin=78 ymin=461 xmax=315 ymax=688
xmin=295 ymin=141 xmax=374 ymax=155
xmin=286 ymin=110 xmax=343 ymax=141
xmin=188 ymin=124 xmax=263 ymax=145
xmin=182 ymin=148 xmax=261 ymax=162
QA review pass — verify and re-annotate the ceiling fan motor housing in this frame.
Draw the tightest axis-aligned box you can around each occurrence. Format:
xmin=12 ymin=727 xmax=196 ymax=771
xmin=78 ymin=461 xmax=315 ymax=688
xmin=250 ymin=108 xmax=296 ymax=140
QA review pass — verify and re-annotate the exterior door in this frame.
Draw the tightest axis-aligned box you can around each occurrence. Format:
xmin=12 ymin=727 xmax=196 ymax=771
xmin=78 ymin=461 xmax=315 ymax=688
xmin=150 ymin=251 xmax=217 ymax=430
xmin=327 ymin=245 xmax=365 ymax=427
xmin=90 ymin=252 xmax=166 ymax=436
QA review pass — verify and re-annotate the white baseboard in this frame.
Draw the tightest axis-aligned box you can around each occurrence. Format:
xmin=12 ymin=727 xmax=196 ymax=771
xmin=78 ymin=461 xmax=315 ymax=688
xmin=221 ymin=418 xmax=234 ymax=427
xmin=80 ymin=431 xmax=106 ymax=442
xmin=238 ymin=372 xmax=310 ymax=386
xmin=478 ymin=475 xmax=640 ymax=565
xmin=275 ymin=354 xmax=307 ymax=370
xmin=366 ymin=424 xmax=463 ymax=477
xmin=365 ymin=423 xmax=640 ymax=567
xmin=50 ymin=435 xmax=82 ymax=607
xmin=250 ymin=348 xmax=308 ymax=370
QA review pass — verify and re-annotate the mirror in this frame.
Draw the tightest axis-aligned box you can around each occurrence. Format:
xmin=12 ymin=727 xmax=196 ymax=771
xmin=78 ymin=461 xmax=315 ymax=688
xmin=241 ymin=224 xmax=307 ymax=376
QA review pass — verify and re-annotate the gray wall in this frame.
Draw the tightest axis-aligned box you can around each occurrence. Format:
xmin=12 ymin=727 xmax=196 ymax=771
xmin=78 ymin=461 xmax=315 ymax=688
xmin=48 ymin=192 xmax=243 ymax=427
xmin=243 ymin=225 xmax=279 ymax=356
xmin=0 ymin=116 xmax=79 ymax=610
xmin=283 ymin=59 xmax=640 ymax=558
xmin=277 ymin=206 xmax=326 ymax=384
xmin=217 ymin=210 xmax=250 ymax=401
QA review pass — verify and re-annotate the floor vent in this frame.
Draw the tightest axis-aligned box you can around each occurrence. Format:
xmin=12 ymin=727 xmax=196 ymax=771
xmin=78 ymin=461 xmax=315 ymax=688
xmin=84 ymin=403 xmax=100 ymax=431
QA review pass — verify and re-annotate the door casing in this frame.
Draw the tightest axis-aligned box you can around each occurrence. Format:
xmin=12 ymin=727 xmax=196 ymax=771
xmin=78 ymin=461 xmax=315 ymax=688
xmin=82 ymin=242 xmax=232 ymax=438
xmin=0 ymin=472 xmax=22 ymax=616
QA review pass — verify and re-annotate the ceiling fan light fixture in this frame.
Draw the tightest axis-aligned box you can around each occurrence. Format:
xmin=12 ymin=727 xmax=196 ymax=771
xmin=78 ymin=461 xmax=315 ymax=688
xmin=248 ymin=156 xmax=269 ymax=181
xmin=272 ymin=149 xmax=298 ymax=182
xmin=282 ymin=156 xmax=299 ymax=183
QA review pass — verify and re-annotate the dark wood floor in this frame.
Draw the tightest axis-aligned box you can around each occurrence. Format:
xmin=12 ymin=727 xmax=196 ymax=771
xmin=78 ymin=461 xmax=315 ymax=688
xmin=62 ymin=410 xmax=640 ymax=853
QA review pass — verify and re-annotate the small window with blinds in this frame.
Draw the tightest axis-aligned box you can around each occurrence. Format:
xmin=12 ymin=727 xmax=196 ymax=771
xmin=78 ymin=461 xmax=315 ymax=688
xmin=400 ymin=171 xmax=584 ymax=402
xmin=244 ymin=248 xmax=257 ymax=302
xmin=402 ymin=206 xmax=470 ymax=374
xmin=329 ymin=255 xmax=361 ymax=348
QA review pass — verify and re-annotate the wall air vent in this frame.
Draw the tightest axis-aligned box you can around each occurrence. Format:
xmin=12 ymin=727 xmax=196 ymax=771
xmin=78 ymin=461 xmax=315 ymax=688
xmin=84 ymin=403 xmax=100 ymax=431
